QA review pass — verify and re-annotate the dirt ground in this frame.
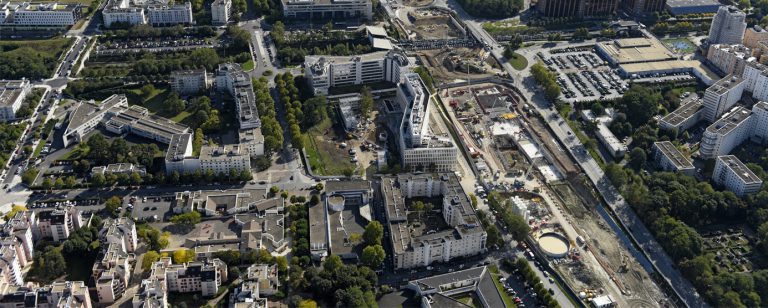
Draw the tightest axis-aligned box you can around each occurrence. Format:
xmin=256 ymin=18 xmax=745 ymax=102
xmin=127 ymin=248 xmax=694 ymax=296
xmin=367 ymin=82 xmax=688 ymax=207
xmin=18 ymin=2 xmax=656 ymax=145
xmin=407 ymin=10 xmax=462 ymax=39
xmin=551 ymin=181 xmax=665 ymax=308
xmin=401 ymin=0 xmax=433 ymax=6
xmin=419 ymin=49 xmax=498 ymax=83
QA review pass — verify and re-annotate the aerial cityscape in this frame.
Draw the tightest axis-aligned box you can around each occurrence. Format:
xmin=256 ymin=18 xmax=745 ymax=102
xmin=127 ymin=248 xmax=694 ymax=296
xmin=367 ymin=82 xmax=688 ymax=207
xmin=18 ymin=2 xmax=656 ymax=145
xmin=0 ymin=0 xmax=766 ymax=306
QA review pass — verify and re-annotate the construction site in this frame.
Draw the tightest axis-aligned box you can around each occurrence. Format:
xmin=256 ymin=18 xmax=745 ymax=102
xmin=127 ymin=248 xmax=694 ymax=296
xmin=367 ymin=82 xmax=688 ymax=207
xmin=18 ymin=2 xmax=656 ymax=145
xmin=418 ymin=47 xmax=501 ymax=82
xmin=404 ymin=8 xmax=466 ymax=40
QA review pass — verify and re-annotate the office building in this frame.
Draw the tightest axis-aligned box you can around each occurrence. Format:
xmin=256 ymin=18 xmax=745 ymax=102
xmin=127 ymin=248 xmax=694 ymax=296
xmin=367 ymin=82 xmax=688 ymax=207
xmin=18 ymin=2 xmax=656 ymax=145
xmin=714 ymin=155 xmax=763 ymax=196
xmin=659 ymin=99 xmax=704 ymax=133
xmin=36 ymin=206 xmax=84 ymax=243
xmin=280 ymin=0 xmax=372 ymax=20
xmin=132 ymin=278 xmax=167 ymax=308
xmin=706 ymin=44 xmax=751 ymax=76
xmin=10 ymin=2 xmax=83 ymax=27
xmin=147 ymin=2 xmax=193 ymax=26
xmin=708 ymin=6 xmax=747 ymax=45
xmin=61 ymin=94 xmax=191 ymax=147
xmin=744 ymin=26 xmax=768 ymax=49
xmin=703 ymin=75 xmax=745 ymax=122
xmin=304 ymin=50 xmax=410 ymax=95
xmin=170 ymin=69 xmax=208 ymax=95
xmin=665 ymin=0 xmax=720 ymax=15
xmin=653 ymin=141 xmax=695 ymax=175
xmin=309 ymin=180 xmax=372 ymax=261
xmin=216 ymin=63 xmax=260 ymax=129
xmin=149 ymin=257 xmax=226 ymax=297
xmin=100 ymin=217 xmax=138 ymax=254
xmin=622 ymin=0 xmax=666 ymax=15
xmin=536 ymin=0 xmax=619 ymax=18
xmin=211 ymin=0 xmax=230 ymax=25
xmin=397 ymin=73 xmax=458 ymax=172
xmin=381 ymin=174 xmax=486 ymax=269
xmin=407 ymin=266 xmax=505 ymax=308
xmin=0 ymin=79 xmax=30 ymax=122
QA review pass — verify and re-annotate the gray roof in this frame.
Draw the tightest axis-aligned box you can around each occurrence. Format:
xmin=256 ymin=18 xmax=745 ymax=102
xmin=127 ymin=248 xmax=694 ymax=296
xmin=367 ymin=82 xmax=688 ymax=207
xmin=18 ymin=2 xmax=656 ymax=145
xmin=326 ymin=180 xmax=372 ymax=194
xmin=411 ymin=266 xmax=506 ymax=308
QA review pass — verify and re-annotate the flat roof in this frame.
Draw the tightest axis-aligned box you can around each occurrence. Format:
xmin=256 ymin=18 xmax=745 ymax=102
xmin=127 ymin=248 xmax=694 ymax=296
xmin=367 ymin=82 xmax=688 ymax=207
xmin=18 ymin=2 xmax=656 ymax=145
xmin=308 ymin=200 xmax=328 ymax=254
xmin=326 ymin=180 xmax=371 ymax=193
xmin=660 ymin=99 xmax=703 ymax=127
xmin=372 ymin=38 xmax=394 ymax=50
xmin=654 ymin=141 xmax=694 ymax=169
xmin=597 ymin=38 xmax=676 ymax=63
xmin=666 ymin=0 xmax=720 ymax=8
xmin=0 ymin=89 xmax=23 ymax=107
xmin=705 ymin=106 xmax=751 ymax=135
xmin=717 ymin=155 xmax=762 ymax=184
xmin=165 ymin=133 xmax=192 ymax=161
xmin=199 ymin=144 xmax=246 ymax=159
xmin=410 ymin=266 xmax=505 ymax=308
xmin=620 ymin=60 xmax=720 ymax=82
xmin=708 ymin=74 xmax=743 ymax=95
xmin=366 ymin=26 xmax=387 ymax=37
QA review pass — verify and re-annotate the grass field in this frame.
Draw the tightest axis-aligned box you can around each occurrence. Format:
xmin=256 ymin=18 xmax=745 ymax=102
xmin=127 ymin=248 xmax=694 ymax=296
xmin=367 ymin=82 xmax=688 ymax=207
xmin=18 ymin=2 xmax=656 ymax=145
xmin=304 ymin=119 xmax=356 ymax=176
xmin=509 ymin=52 xmax=528 ymax=70
xmin=483 ymin=20 xmax=528 ymax=36
xmin=242 ymin=59 xmax=255 ymax=71
xmin=0 ymin=38 xmax=74 ymax=79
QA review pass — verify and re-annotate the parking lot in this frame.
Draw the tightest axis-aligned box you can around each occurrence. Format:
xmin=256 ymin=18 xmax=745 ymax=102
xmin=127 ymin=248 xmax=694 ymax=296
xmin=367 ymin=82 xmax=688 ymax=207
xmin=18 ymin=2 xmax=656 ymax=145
xmin=125 ymin=194 xmax=175 ymax=222
xmin=536 ymin=47 xmax=628 ymax=103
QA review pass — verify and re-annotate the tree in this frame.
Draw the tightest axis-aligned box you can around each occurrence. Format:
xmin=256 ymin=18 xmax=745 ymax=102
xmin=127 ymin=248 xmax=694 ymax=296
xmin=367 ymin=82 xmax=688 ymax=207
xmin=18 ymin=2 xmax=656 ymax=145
xmin=617 ymin=85 xmax=661 ymax=127
xmin=173 ymin=249 xmax=195 ymax=264
xmin=4 ymin=205 xmax=27 ymax=220
xmin=508 ymin=211 xmax=531 ymax=241
xmin=573 ymin=27 xmax=590 ymax=39
xmin=605 ymin=163 xmax=628 ymax=187
xmin=276 ymin=256 xmax=288 ymax=273
xmin=363 ymin=221 xmax=384 ymax=246
xmin=130 ymin=172 xmax=143 ymax=186
xmin=142 ymin=251 xmax=161 ymax=271
xmin=628 ymin=148 xmax=647 ymax=170
xmin=91 ymin=173 xmax=106 ymax=188
xmin=270 ymin=186 xmax=280 ymax=196
xmin=193 ymin=128 xmax=204 ymax=155
xmin=64 ymin=176 xmax=77 ymax=188
xmin=164 ymin=93 xmax=186 ymax=115
xmin=42 ymin=177 xmax=53 ymax=191
xmin=360 ymin=86 xmax=374 ymax=120
xmin=361 ymin=245 xmax=385 ymax=268
xmin=21 ymin=168 xmax=38 ymax=185
xmin=653 ymin=216 xmax=702 ymax=261
xmin=315 ymin=183 xmax=324 ymax=191
xmin=298 ymin=299 xmax=318 ymax=308
xmin=54 ymin=177 xmax=64 ymax=190
xmin=105 ymin=196 xmax=122 ymax=214
xmin=170 ymin=211 xmax=202 ymax=226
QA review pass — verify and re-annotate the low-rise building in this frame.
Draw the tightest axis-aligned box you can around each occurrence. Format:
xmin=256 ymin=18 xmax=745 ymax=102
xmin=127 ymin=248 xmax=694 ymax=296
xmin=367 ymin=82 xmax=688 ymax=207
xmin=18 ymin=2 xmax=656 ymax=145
xmin=381 ymin=174 xmax=486 ymax=269
xmin=714 ymin=155 xmax=763 ymax=196
xmin=211 ymin=0 xmax=230 ymax=25
xmin=595 ymin=123 xmax=627 ymax=159
xmin=91 ymin=163 xmax=147 ymax=177
xmin=132 ymin=278 xmax=167 ymax=308
xmin=407 ymin=266 xmax=506 ymax=308
xmin=0 ymin=79 xmax=30 ymax=122
xmin=310 ymin=180 xmax=373 ymax=261
xmin=170 ymin=69 xmax=209 ymax=95
xmin=653 ymin=141 xmax=695 ymax=175
xmin=659 ymin=99 xmax=704 ymax=133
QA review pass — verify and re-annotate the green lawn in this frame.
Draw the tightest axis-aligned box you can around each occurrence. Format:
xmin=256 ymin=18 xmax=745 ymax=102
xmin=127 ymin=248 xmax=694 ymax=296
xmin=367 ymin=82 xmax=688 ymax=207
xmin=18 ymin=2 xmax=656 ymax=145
xmin=483 ymin=20 xmax=529 ymax=36
xmin=171 ymin=110 xmax=193 ymax=123
xmin=304 ymin=119 xmax=356 ymax=176
xmin=242 ymin=59 xmax=255 ymax=71
xmin=127 ymin=86 xmax=173 ymax=116
xmin=508 ymin=52 xmax=528 ymax=70
xmin=488 ymin=265 xmax=517 ymax=308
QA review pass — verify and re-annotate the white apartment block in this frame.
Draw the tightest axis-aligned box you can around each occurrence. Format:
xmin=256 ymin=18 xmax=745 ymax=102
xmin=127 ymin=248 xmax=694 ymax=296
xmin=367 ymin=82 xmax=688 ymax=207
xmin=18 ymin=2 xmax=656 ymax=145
xmin=0 ymin=281 xmax=92 ymax=307
xmin=147 ymin=2 xmax=193 ymax=26
xmin=708 ymin=6 xmax=747 ymax=45
xmin=10 ymin=2 xmax=82 ymax=26
xmin=100 ymin=218 xmax=138 ymax=254
xmin=216 ymin=63 xmax=260 ymax=129
xmin=595 ymin=123 xmax=627 ymax=159
xmin=132 ymin=278 xmax=167 ymax=308
xmin=280 ymin=0 xmax=371 ymax=20
xmin=199 ymin=144 xmax=250 ymax=175
xmin=304 ymin=50 xmax=410 ymax=95
xmin=653 ymin=141 xmax=695 ymax=176
xmin=707 ymin=44 xmax=751 ymax=76
xmin=714 ymin=155 xmax=763 ymax=196
xmin=0 ymin=79 xmax=30 ymax=122
xmin=93 ymin=243 xmax=134 ymax=304
xmin=703 ymin=75 xmax=745 ymax=122
xmin=2 ymin=211 xmax=36 ymax=261
xmin=36 ymin=206 xmax=83 ymax=243
xmin=170 ymin=69 xmax=208 ymax=95
xmin=211 ymin=0 xmax=230 ymax=25
xmin=149 ymin=257 xmax=226 ymax=297
xmin=659 ymin=99 xmax=704 ymax=133
xmin=165 ymin=133 xmax=199 ymax=175
xmin=700 ymin=102 xmax=768 ymax=159
xmin=397 ymin=73 xmax=458 ymax=172
xmin=0 ymin=239 xmax=27 ymax=286
xmin=102 ymin=0 xmax=145 ymax=27
xmin=238 ymin=128 xmax=265 ymax=157
xmin=382 ymin=174 xmax=487 ymax=269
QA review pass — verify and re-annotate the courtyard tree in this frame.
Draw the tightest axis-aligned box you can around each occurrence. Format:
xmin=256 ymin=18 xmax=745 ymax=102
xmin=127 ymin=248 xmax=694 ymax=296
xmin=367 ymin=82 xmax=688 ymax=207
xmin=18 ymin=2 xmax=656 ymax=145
xmin=142 ymin=251 xmax=161 ymax=270
xmin=363 ymin=221 xmax=384 ymax=246
xmin=361 ymin=245 xmax=385 ymax=268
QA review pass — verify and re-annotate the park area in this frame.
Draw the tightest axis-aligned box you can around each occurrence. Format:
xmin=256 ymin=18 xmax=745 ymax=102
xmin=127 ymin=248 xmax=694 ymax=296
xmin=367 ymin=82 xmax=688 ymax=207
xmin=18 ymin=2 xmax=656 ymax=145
xmin=0 ymin=38 xmax=74 ymax=80
xmin=662 ymin=38 xmax=697 ymax=54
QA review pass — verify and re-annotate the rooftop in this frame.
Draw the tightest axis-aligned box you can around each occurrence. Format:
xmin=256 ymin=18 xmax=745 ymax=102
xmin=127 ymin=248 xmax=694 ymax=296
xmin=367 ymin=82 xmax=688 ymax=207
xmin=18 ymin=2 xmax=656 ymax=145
xmin=705 ymin=106 xmax=751 ymax=135
xmin=165 ymin=133 xmax=192 ymax=162
xmin=199 ymin=144 xmax=246 ymax=159
xmin=665 ymin=0 xmax=720 ymax=8
xmin=326 ymin=180 xmax=372 ymax=193
xmin=660 ymin=99 xmax=703 ymax=127
xmin=597 ymin=38 xmax=676 ymax=63
xmin=410 ymin=266 xmax=505 ymax=308
xmin=654 ymin=141 xmax=694 ymax=169
xmin=708 ymin=74 xmax=743 ymax=95
xmin=717 ymin=155 xmax=762 ymax=184
xmin=619 ymin=60 xmax=721 ymax=82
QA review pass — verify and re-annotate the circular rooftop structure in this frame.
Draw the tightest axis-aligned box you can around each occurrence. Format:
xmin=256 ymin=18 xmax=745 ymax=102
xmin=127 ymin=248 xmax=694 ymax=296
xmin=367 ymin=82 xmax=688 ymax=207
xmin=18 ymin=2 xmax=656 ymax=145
xmin=538 ymin=232 xmax=569 ymax=258
xmin=328 ymin=194 xmax=345 ymax=212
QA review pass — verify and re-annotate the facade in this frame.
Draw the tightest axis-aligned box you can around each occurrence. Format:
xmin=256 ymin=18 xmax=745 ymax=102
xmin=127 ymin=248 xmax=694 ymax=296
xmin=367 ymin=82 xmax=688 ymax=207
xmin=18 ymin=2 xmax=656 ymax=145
xmin=381 ymin=174 xmax=487 ymax=269
xmin=149 ymin=257 xmax=226 ymax=297
xmin=653 ymin=141 xmax=695 ymax=175
xmin=93 ymin=243 xmax=134 ymax=304
xmin=397 ymin=73 xmax=458 ymax=172
xmin=537 ymin=0 xmax=619 ymax=18
xmin=706 ymin=44 xmax=751 ymax=76
xmin=304 ymin=50 xmax=410 ymax=95
xmin=703 ymin=75 xmax=745 ymax=122
xmin=713 ymin=155 xmax=763 ymax=196
xmin=132 ymin=278 xmax=167 ymax=308
xmin=0 ymin=241 xmax=26 ymax=287
xmin=622 ymin=0 xmax=666 ymax=15
xmin=164 ymin=133 xmax=198 ymax=175
xmin=170 ymin=69 xmax=208 ymax=95
xmin=744 ymin=25 xmax=768 ymax=49
xmin=238 ymin=128 xmax=264 ymax=157
xmin=9 ymin=2 xmax=82 ymax=27
xmin=36 ymin=206 xmax=83 ymax=243
xmin=100 ymin=218 xmax=138 ymax=254
xmin=665 ymin=0 xmax=720 ymax=15
xmin=708 ymin=6 xmax=747 ymax=45
xmin=700 ymin=102 xmax=768 ymax=159
xmin=147 ymin=2 xmax=193 ymax=26
xmin=659 ymin=99 xmax=704 ymax=133
xmin=280 ymin=0 xmax=372 ymax=20
xmin=102 ymin=0 xmax=146 ymax=28
xmin=0 ymin=79 xmax=30 ymax=122
xmin=216 ymin=63 xmax=260 ymax=129
xmin=211 ymin=0 xmax=230 ymax=25
xmin=199 ymin=144 xmax=250 ymax=175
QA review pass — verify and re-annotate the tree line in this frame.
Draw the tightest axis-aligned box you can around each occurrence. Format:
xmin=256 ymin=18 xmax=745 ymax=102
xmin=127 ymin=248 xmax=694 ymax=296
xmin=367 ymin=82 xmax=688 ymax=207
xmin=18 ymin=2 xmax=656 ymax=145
xmin=530 ymin=62 xmax=561 ymax=102
xmin=455 ymin=0 xmax=523 ymax=18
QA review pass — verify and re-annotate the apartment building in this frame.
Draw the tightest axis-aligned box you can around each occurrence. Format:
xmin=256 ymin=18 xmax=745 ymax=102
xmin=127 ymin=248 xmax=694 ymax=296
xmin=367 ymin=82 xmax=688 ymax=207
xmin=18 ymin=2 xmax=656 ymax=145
xmin=280 ymin=0 xmax=371 ymax=20
xmin=36 ymin=206 xmax=83 ymax=243
xmin=211 ymin=0 xmax=230 ymax=25
xmin=1 ymin=211 xmax=35 ymax=261
xmin=304 ymin=50 xmax=410 ymax=95
xmin=164 ymin=133 xmax=197 ymax=175
xmin=706 ymin=44 xmax=751 ymax=76
xmin=170 ymin=69 xmax=209 ymax=95
xmin=93 ymin=243 xmax=134 ymax=304
xmin=10 ymin=2 xmax=82 ymax=27
xmin=744 ymin=25 xmax=768 ymax=49
xmin=703 ymin=75 xmax=745 ymax=122
xmin=91 ymin=163 xmax=146 ymax=177
xmin=132 ymin=278 xmax=168 ymax=308
xmin=621 ymin=0 xmax=666 ymax=15
xmin=714 ymin=155 xmax=763 ymax=196
xmin=149 ymin=257 xmax=227 ymax=297
xmin=659 ymin=99 xmax=704 ymax=133
xmin=709 ymin=6 xmax=747 ymax=45
xmin=397 ymin=73 xmax=458 ymax=172
xmin=199 ymin=144 xmax=250 ymax=175
xmin=100 ymin=218 xmax=138 ymax=254
xmin=102 ymin=0 xmax=146 ymax=28
xmin=147 ymin=2 xmax=193 ymax=26
xmin=536 ymin=0 xmax=620 ymax=18
xmin=381 ymin=174 xmax=486 ymax=269
xmin=230 ymin=264 xmax=278 ymax=306
xmin=0 ymin=79 xmax=30 ymax=122
xmin=595 ymin=123 xmax=627 ymax=159
xmin=0 ymin=281 xmax=92 ymax=307
xmin=653 ymin=141 xmax=695 ymax=175
xmin=238 ymin=128 xmax=264 ymax=157
xmin=0 ymin=239 xmax=26 ymax=286
xmin=700 ymin=106 xmax=754 ymax=158
xmin=216 ymin=63 xmax=260 ymax=129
